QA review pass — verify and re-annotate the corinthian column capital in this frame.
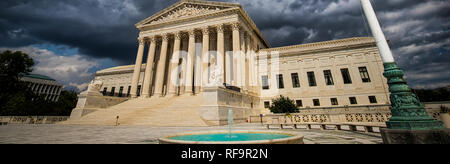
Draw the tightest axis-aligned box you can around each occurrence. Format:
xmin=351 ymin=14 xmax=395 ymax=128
xmin=174 ymin=32 xmax=182 ymax=40
xmin=202 ymin=27 xmax=210 ymax=35
xmin=138 ymin=37 xmax=146 ymax=45
xmin=161 ymin=33 xmax=169 ymax=42
xmin=147 ymin=36 xmax=156 ymax=44
xmin=188 ymin=29 xmax=196 ymax=37
xmin=216 ymin=24 xmax=224 ymax=33
xmin=231 ymin=22 xmax=240 ymax=31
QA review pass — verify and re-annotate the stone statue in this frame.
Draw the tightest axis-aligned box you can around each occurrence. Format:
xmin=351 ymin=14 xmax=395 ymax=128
xmin=87 ymin=80 xmax=103 ymax=92
xmin=207 ymin=57 xmax=223 ymax=87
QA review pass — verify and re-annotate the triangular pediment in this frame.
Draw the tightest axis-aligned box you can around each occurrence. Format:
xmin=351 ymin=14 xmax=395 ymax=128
xmin=136 ymin=0 xmax=239 ymax=27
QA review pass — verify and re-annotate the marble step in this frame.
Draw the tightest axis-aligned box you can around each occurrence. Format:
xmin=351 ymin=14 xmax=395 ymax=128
xmin=60 ymin=94 xmax=207 ymax=126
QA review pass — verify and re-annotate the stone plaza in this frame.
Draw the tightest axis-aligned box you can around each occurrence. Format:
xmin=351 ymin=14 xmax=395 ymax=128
xmin=0 ymin=124 xmax=382 ymax=144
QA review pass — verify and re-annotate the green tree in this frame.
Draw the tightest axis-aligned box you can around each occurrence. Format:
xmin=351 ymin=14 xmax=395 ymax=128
xmin=54 ymin=90 xmax=78 ymax=116
xmin=269 ymin=95 xmax=299 ymax=114
xmin=0 ymin=50 xmax=34 ymax=114
xmin=412 ymin=86 xmax=450 ymax=102
xmin=0 ymin=50 xmax=78 ymax=116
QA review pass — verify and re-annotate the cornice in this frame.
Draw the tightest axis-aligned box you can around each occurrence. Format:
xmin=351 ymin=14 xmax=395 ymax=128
xmin=95 ymin=70 xmax=135 ymax=76
xmin=259 ymin=37 xmax=376 ymax=56
xmin=96 ymin=64 xmax=146 ymax=76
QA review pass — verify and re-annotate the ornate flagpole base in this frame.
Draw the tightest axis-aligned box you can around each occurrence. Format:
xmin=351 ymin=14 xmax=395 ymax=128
xmin=381 ymin=62 xmax=448 ymax=144
xmin=383 ymin=62 xmax=444 ymax=130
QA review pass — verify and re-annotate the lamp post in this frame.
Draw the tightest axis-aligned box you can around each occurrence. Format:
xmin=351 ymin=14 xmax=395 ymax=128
xmin=360 ymin=0 xmax=446 ymax=143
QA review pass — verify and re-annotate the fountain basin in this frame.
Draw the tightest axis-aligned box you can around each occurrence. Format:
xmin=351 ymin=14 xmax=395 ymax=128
xmin=158 ymin=130 xmax=304 ymax=144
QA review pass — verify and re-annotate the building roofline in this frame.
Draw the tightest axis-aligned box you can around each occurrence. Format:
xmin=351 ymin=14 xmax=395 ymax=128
xmin=135 ymin=0 xmax=270 ymax=48
xmin=260 ymin=37 xmax=376 ymax=53
xmin=21 ymin=73 xmax=56 ymax=81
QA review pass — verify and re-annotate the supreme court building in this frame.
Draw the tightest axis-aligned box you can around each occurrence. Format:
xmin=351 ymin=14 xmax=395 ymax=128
xmin=68 ymin=0 xmax=390 ymax=126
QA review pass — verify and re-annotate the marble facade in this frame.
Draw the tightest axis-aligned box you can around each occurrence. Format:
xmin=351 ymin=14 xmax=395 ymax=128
xmin=71 ymin=0 xmax=390 ymax=125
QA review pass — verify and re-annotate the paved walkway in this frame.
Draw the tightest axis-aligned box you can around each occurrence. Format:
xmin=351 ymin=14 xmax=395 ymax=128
xmin=0 ymin=123 xmax=382 ymax=144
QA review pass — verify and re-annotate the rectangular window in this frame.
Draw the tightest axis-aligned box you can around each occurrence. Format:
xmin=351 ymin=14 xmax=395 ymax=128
xmin=118 ymin=86 xmax=124 ymax=97
xmin=313 ymin=99 xmax=320 ymax=106
xmin=137 ymin=85 xmax=141 ymax=97
xmin=323 ymin=70 xmax=334 ymax=85
xmin=276 ymin=74 xmax=284 ymax=89
xmin=126 ymin=86 xmax=131 ymax=97
xmin=341 ymin=68 xmax=352 ymax=84
xmin=264 ymin=101 xmax=270 ymax=108
xmin=261 ymin=75 xmax=269 ymax=90
xmin=331 ymin=98 xmax=338 ymax=105
xmin=307 ymin=72 xmax=317 ymax=86
xmin=296 ymin=100 xmax=303 ymax=107
xmin=349 ymin=97 xmax=358 ymax=105
xmin=359 ymin=67 xmax=371 ymax=83
xmin=291 ymin=73 xmax=300 ymax=88
xmin=369 ymin=96 xmax=377 ymax=103
xmin=110 ymin=87 xmax=116 ymax=96
xmin=102 ymin=87 xmax=107 ymax=96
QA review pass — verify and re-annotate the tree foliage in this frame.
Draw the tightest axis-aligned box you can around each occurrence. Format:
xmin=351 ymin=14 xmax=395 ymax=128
xmin=269 ymin=95 xmax=299 ymax=114
xmin=412 ymin=86 xmax=450 ymax=102
xmin=0 ymin=50 xmax=77 ymax=116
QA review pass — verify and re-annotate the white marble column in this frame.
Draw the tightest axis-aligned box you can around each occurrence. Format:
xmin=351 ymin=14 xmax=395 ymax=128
xmin=225 ymin=34 xmax=232 ymax=85
xmin=141 ymin=37 xmax=156 ymax=98
xmin=185 ymin=30 xmax=196 ymax=94
xmin=201 ymin=27 xmax=210 ymax=91
xmin=194 ymin=33 xmax=202 ymax=94
xmin=168 ymin=32 xmax=182 ymax=95
xmin=240 ymin=32 xmax=246 ymax=90
xmin=131 ymin=38 xmax=146 ymax=98
xmin=252 ymin=36 xmax=259 ymax=93
xmin=216 ymin=25 xmax=225 ymax=85
xmin=245 ymin=33 xmax=251 ymax=92
xmin=154 ymin=34 xmax=169 ymax=97
xmin=232 ymin=22 xmax=241 ymax=87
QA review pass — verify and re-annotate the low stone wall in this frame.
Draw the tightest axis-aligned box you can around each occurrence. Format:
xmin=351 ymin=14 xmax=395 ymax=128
xmin=423 ymin=101 xmax=450 ymax=119
xmin=200 ymin=86 xmax=260 ymax=125
xmin=70 ymin=90 xmax=129 ymax=119
xmin=251 ymin=103 xmax=445 ymax=124
xmin=0 ymin=116 xmax=69 ymax=124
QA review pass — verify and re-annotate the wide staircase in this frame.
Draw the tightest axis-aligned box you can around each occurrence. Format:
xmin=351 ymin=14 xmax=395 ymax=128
xmin=59 ymin=94 xmax=208 ymax=126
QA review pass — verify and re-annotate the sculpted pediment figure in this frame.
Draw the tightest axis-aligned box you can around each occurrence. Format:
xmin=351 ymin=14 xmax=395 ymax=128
xmin=149 ymin=4 xmax=223 ymax=25
xmin=136 ymin=0 xmax=237 ymax=27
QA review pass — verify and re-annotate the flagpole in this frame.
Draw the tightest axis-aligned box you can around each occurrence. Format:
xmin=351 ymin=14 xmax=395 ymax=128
xmin=360 ymin=0 xmax=443 ymax=130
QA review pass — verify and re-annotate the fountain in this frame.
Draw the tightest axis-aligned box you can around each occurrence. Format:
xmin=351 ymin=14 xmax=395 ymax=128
xmin=158 ymin=109 xmax=304 ymax=144
xmin=227 ymin=109 xmax=234 ymax=138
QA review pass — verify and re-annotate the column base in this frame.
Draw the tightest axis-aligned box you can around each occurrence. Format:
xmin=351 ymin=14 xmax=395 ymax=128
xmin=167 ymin=91 xmax=178 ymax=96
xmin=194 ymin=86 xmax=201 ymax=94
xmin=380 ymin=128 xmax=450 ymax=144
xmin=185 ymin=87 xmax=194 ymax=95
xmin=140 ymin=95 xmax=151 ymax=99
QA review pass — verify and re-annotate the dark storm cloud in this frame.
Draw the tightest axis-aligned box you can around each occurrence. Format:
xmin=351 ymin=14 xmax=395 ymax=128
xmin=0 ymin=0 xmax=449 ymax=88
xmin=222 ymin=0 xmax=450 ymax=89
xmin=0 ymin=0 xmax=178 ymax=64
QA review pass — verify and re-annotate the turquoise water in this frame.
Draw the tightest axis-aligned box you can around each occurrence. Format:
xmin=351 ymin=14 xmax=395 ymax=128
xmin=170 ymin=133 xmax=291 ymax=142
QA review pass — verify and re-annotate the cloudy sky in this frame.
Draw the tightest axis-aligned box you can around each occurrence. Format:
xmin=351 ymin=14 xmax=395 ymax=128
xmin=1 ymin=0 xmax=449 ymax=92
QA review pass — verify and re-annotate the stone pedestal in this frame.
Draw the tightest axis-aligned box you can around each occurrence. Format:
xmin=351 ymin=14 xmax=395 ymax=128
xmin=380 ymin=128 xmax=450 ymax=144
xmin=200 ymin=86 xmax=259 ymax=126
xmin=70 ymin=90 xmax=128 ymax=119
